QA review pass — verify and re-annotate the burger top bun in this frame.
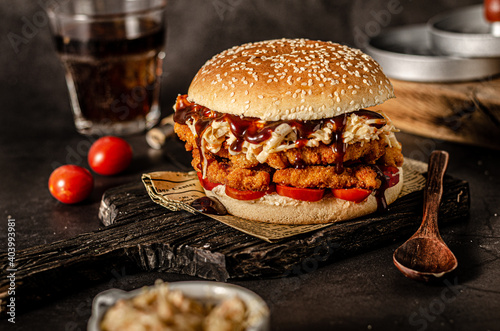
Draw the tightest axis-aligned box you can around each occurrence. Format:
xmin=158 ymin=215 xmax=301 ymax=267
xmin=187 ymin=38 xmax=394 ymax=121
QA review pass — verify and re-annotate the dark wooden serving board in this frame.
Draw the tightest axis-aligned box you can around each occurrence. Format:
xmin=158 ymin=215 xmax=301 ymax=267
xmin=0 ymin=175 xmax=469 ymax=314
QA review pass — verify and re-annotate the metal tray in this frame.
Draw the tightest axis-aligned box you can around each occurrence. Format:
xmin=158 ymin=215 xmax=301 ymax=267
xmin=366 ymin=24 xmax=500 ymax=82
xmin=428 ymin=5 xmax=500 ymax=58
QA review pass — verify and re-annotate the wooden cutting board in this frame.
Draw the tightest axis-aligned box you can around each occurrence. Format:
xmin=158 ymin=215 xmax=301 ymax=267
xmin=0 ymin=174 xmax=469 ymax=314
xmin=369 ymin=77 xmax=500 ymax=150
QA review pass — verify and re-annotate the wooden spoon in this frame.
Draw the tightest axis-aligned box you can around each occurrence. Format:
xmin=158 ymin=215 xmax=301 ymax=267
xmin=393 ymin=150 xmax=458 ymax=282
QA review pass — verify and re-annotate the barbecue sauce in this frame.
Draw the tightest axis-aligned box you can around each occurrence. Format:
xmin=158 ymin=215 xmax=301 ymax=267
xmin=173 ymin=94 xmax=385 ymax=173
xmin=374 ymin=165 xmax=389 ymax=213
xmin=190 ymin=196 xmax=227 ymax=215
xmin=327 ymin=114 xmax=348 ymax=174
xmin=174 ymin=96 xmax=223 ymax=171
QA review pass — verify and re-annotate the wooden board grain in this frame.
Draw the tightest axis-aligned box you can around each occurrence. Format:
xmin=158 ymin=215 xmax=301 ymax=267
xmin=369 ymin=77 xmax=500 ymax=150
xmin=0 ymin=174 xmax=469 ymax=314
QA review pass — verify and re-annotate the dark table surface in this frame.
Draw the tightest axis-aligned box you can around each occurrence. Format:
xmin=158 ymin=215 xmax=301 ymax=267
xmin=2 ymin=0 xmax=499 ymax=330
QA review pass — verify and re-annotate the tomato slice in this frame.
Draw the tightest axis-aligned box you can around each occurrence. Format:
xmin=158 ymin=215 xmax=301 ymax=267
xmin=332 ymin=188 xmax=372 ymax=203
xmin=225 ymin=186 xmax=267 ymax=200
xmin=276 ymin=185 xmax=325 ymax=202
xmin=378 ymin=165 xmax=400 ymax=188
xmin=197 ymin=172 xmax=221 ymax=191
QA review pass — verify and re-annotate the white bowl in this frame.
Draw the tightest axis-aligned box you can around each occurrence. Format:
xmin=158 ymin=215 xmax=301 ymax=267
xmin=87 ymin=281 xmax=270 ymax=331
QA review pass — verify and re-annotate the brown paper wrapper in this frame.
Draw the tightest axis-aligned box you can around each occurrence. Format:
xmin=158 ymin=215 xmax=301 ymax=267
xmin=141 ymin=158 xmax=427 ymax=242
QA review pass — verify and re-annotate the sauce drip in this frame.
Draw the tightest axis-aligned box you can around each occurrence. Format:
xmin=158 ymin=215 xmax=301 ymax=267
xmin=190 ymin=196 xmax=227 ymax=215
xmin=173 ymin=94 xmax=386 ymax=173
xmin=327 ymin=114 xmax=348 ymax=174
xmin=174 ymin=96 xmax=223 ymax=171
xmin=374 ymin=165 xmax=389 ymax=213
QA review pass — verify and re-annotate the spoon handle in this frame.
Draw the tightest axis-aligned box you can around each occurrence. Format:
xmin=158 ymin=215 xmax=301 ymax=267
xmin=419 ymin=150 xmax=449 ymax=238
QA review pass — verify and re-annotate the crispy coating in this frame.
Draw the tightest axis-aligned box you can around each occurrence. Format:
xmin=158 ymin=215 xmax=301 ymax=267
xmin=178 ymin=122 xmax=403 ymax=192
xmin=227 ymin=152 xmax=260 ymax=169
xmin=273 ymin=165 xmax=381 ymax=190
xmin=272 ymin=139 xmax=387 ymax=169
xmin=175 ymin=123 xmax=400 ymax=169
xmin=380 ymin=146 xmax=404 ymax=168
xmin=192 ymin=148 xmax=272 ymax=191
xmin=174 ymin=122 xmax=195 ymax=151
xmin=226 ymin=168 xmax=271 ymax=191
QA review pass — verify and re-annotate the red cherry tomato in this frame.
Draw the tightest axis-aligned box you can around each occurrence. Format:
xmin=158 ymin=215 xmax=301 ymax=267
xmin=379 ymin=165 xmax=400 ymax=188
xmin=48 ymin=165 xmax=94 ymax=204
xmin=225 ymin=185 xmax=274 ymax=200
xmin=88 ymin=136 xmax=133 ymax=175
xmin=197 ymin=172 xmax=221 ymax=191
xmin=332 ymin=188 xmax=372 ymax=203
xmin=276 ymin=185 xmax=325 ymax=202
xmin=485 ymin=0 xmax=500 ymax=22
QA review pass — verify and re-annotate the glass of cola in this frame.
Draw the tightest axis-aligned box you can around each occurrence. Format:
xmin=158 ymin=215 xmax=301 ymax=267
xmin=47 ymin=0 xmax=167 ymax=136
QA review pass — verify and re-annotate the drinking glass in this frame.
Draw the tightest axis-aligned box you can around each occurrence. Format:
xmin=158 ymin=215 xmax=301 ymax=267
xmin=47 ymin=0 xmax=167 ymax=136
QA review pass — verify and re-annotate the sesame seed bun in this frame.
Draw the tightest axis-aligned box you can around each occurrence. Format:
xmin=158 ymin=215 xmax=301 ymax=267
xmin=188 ymin=38 xmax=394 ymax=121
xmin=204 ymin=167 xmax=403 ymax=224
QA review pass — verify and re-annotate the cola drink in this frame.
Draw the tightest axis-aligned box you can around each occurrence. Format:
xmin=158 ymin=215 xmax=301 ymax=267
xmin=54 ymin=18 xmax=165 ymax=135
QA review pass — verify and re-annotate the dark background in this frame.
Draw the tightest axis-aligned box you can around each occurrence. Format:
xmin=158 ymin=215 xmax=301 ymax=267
xmin=2 ymin=0 xmax=500 ymax=330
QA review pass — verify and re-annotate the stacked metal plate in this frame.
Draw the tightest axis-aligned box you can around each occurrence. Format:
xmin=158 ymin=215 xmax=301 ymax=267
xmin=366 ymin=5 xmax=500 ymax=82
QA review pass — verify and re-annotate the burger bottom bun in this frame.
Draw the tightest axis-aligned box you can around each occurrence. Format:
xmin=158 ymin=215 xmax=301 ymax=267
xmin=204 ymin=167 xmax=403 ymax=225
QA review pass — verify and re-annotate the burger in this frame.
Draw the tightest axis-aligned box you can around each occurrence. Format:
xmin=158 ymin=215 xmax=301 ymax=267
xmin=173 ymin=38 xmax=403 ymax=224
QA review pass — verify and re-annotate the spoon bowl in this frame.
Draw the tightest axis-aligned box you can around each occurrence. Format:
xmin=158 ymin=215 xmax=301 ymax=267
xmin=394 ymin=237 xmax=458 ymax=282
xmin=393 ymin=150 xmax=458 ymax=281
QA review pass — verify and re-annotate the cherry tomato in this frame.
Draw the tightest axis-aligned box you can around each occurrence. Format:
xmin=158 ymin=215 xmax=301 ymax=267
xmin=485 ymin=0 xmax=500 ymax=22
xmin=225 ymin=185 xmax=275 ymax=200
xmin=197 ymin=172 xmax=221 ymax=191
xmin=48 ymin=165 xmax=94 ymax=204
xmin=88 ymin=136 xmax=133 ymax=175
xmin=379 ymin=165 xmax=400 ymax=188
xmin=332 ymin=188 xmax=372 ymax=203
xmin=276 ymin=185 xmax=325 ymax=202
